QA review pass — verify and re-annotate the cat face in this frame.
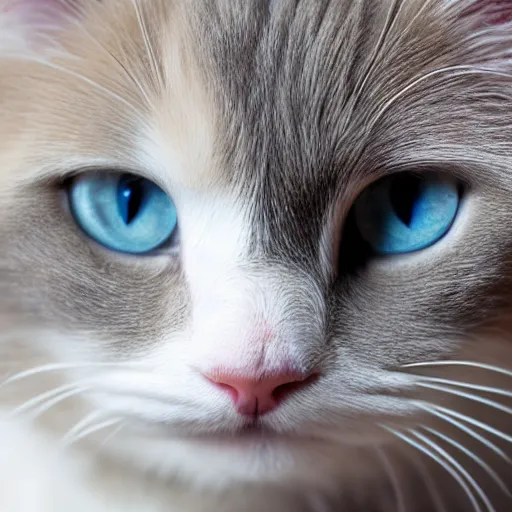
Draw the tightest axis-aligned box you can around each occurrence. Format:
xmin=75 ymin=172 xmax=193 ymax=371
xmin=0 ymin=0 xmax=511 ymax=499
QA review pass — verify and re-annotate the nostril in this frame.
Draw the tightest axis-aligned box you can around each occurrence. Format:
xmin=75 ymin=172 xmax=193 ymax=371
xmin=203 ymin=369 xmax=320 ymax=416
xmin=271 ymin=372 xmax=320 ymax=404
xmin=204 ymin=378 xmax=240 ymax=403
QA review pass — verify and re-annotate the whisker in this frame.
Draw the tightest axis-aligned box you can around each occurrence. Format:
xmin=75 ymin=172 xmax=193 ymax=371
xmin=402 ymin=361 xmax=512 ymax=378
xmin=5 ymin=382 xmax=88 ymax=419
xmin=412 ymin=376 xmax=512 ymax=398
xmin=0 ymin=362 xmax=142 ymax=388
xmin=382 ymin=426 xmax=482 ymax=512
xmin=415 ymin=382 xmax=512 ymax=415
xmin=423 ymin=426 xmax=511 ymax=497
xmin=417 ymin=403 xmax=510 ymax=463
xmin=61 ymin=410 xmax=104 ymax=447
xmin=426 ymin=404 xmax=512 ymax=445
xmin=7 ymin=384 xmax=89 ymax=421
xmin=376 ymin=447 xmax=407 ymax=512
xmin=383 ymin=426 xmax=482 ymax=512
xmin=23 ymin=387 xmax=90 ymax=423
xmin=65 ymin=418 xmax=122 ymax=449
xmin=411 ymin=430 xmax=494 ymax=512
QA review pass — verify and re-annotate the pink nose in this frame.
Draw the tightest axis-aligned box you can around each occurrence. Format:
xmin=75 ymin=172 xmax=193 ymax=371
xmin=205 ymin=370 xmax=315 ymax=417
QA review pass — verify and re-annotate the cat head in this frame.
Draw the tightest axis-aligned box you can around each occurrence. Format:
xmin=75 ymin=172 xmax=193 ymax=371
xmin=0 ymin=0 xmax=511 ymax=495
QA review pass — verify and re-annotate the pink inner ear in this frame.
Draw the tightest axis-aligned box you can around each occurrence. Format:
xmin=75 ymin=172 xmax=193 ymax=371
xmin=464 ymin=0 xmax=512 ymax=26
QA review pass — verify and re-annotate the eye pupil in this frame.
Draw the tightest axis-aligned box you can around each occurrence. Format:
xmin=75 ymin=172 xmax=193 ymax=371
xmin=353 ymin=172 xmax=460 ymax=256
xmin=70 ymin=171 xmax=178 ymax=255
xmin=118 ymin=176 xmax=144 ymax=225
xmin=389 ymin=175 xmax=421 ymax=227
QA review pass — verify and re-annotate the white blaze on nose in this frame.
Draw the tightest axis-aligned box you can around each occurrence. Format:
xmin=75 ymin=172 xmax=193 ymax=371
xmin=177 ymin=192 xmax=304 ymax=374
xmin=179 ymin=193 xmax=269 ymax=369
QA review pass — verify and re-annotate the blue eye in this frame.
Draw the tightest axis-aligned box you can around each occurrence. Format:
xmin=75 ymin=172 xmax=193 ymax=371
xmin=69 ymin=173 xmax=178 ymax=254
xmin=354 ymin=173 xmax=460 ymax=255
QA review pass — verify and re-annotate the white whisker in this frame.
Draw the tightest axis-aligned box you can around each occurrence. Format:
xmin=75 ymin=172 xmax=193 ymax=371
xmin=5 ymin=384 xmax=66 ymax=416
xmin=427 ymin=404 xmax=512 ymax=445
xmin=65 ymin=418 xmax=122 ymax=449
xmin=416 ymin=382 xmax=512 ymax=416
xmin=411 ymin=430 xmax=494 ymax=512
xmin=61 ymin=410 xmax=104 ymax=447
xmin=417 ymin=403 xmax=510 ymax=463
xmin=6 ymin=382 xmax=88 ymax=419
xmin=413 ymin=376 xmax=512 ymax=398
xmin=423 ymin=426 xmax=511 ymax=497
xmin=0 ymin=362 xmax=142 ymax=388
xmin=382 ymin=426 xmax=482 ymax=512
xmin=402 ymin=361 xmax=512 ymax=378
xmin=25 ymin=387 xmax=90 ymax=423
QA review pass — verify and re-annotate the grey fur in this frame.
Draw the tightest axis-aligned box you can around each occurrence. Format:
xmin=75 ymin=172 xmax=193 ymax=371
xmin=0 ymin=0 xmax=511 ymax=510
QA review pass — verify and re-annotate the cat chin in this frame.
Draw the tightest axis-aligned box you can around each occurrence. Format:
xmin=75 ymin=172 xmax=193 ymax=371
xmin=104 ymin=433 xmax=350 ymax=491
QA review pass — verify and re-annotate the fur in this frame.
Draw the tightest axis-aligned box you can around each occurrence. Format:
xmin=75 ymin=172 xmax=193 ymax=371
xmin=0 ymin=0 xmax=511 ymax=510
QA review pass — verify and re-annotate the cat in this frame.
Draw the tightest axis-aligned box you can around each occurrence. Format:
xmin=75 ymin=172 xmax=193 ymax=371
xmin=0 ymin=0 xmax=511 ymax=510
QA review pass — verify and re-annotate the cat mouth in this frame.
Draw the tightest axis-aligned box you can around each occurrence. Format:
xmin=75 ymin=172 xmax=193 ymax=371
xmin=135 ymin=416 xmax=320 ymax=445
xmin=192 ymin=423 xmax=277 ymax=441
xmin=184 ymin=422 xmax=318 ymax=445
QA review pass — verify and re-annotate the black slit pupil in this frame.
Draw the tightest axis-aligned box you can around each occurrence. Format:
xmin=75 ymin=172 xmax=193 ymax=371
xmin=389 ymin=175 xmax=421 ymax=226
xmin=120 ymin=177 xmax=144 ymax=225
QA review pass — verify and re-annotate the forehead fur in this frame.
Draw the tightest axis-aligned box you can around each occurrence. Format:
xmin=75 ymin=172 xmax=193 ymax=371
xmin=0 ymin=0 xmax=216 ymax=190
xmin=172 ymin=0 xmax=512 ymax=266
xmin=2 ymin=0 xmax=511 ymax=191
xmin=0 ymin=0 xmax=511 ymax=338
